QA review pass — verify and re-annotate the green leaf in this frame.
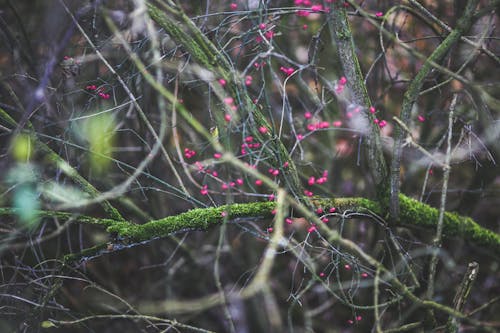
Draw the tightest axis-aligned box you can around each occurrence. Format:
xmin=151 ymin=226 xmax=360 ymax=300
xmin=41 ymin=320 xmax=56 ymax=328
xmin=11 ymin=133 xmax=33 ymax=162
xmin=80 ymin=112 xmax=117 ymax=174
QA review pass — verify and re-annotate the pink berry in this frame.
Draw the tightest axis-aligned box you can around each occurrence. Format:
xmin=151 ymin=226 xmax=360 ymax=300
xmin=311 ymin=5 xmax=322 ymax=12
xmin=200 ymin=185 xmax=208 ymax=195
xmin=264 ymin=30 xmax=275 ymax=39
xmin=316 ymin=177 xmax=327 ymax=184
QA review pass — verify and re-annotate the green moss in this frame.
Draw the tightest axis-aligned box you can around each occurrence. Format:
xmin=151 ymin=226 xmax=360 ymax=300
xmin=106 ymin=202 xmax=277 ymax=242
xmin=3 ymin=192 xmax=498 ymax=258
xmin=399 ymin=195 xmax=500 ymax=253
xmin=63 ymin=242 xmax=109 ymax=262
xmin=311 ymin=197 xmax=383 ymax=215
xmin=289 ymin=196 xmax=499 ymax=252
xmin=102 ymin=195 xmax=498 ymax=253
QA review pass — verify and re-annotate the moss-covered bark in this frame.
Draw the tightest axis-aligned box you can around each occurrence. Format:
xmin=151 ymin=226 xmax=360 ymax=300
xmin=2 ymin=194 xmax=498 ymax=255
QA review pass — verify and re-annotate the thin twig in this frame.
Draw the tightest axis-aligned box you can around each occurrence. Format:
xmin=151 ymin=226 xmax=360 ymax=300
xmin=446 ymin=262 xmax=479 ymax=333
xmin=426 ymin=94 xmax=458 ymax=299
xmin=392 ymin=116 xmax=449 ymax=170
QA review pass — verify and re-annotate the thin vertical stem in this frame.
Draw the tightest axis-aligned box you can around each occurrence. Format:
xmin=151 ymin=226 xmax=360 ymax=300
xmin=374 ymin=265 xmax=383 ymax=333
xmin=426 ymin=94 xmax=457 ymax=299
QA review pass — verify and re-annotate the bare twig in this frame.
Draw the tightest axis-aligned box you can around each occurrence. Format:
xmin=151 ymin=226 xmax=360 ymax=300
xmin=426 ymin=94 xmax=458 ymax=299
xmin=446 ymin=262 xmax=479 ymax=333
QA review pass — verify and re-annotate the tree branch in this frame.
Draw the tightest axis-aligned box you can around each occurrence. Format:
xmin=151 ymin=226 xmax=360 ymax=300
xmin=327 ymin=2 xmax=388 ymax=198
xmin=1 ymin=194 xmax=497 ymax=257
xmin=390 ymin=0 xmax=479 ymax=220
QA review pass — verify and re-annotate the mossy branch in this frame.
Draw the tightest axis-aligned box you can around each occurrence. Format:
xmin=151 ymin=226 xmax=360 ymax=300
xmin=2 ymin=194 xmax=498 ymax=255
